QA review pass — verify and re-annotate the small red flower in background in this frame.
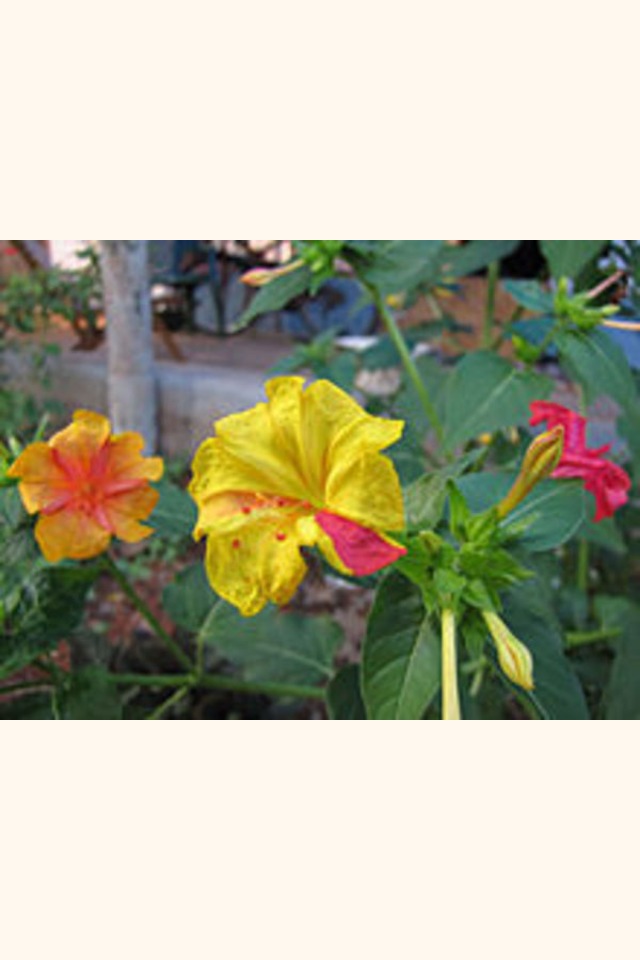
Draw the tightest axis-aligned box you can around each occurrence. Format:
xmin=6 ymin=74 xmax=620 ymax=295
xmin=529 ymin=401 xmax=631 ymax=521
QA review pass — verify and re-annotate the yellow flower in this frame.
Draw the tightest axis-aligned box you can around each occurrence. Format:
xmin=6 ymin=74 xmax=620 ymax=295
xmin=189 ymin=376 xmax=407 ymax=616
xmin=7 ymin=411 xmax=163 ymax=563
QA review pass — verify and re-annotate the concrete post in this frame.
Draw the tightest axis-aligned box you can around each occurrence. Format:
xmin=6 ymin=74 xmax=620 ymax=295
xmin=99 ymin=240 xmax=157 ymax=452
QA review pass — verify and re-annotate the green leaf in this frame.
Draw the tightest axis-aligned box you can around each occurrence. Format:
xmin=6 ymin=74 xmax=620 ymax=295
xmin=60 ymin=667 xmax=123 ymax=720
xmin=403 ymin=473 xmax=450 ymax=531
xmin=326 ymin=664 xmax=366 ymax=719
xmin=540 ymin=241 xmax=609 ymax=280
xmin=502 ymin=279 xmax=554 ymax=314
xmin=501 ymin=582 xmax=589 ymax=719
xmin=0 ymin=564 xmax=98 ymax=681
xmin=556 ymin=328 xmax=637 ymax=410
xmin=150 ymin=480 xmax=197 ymax=539
xmin=597 ymin=596 xmax=640 ymax=719
xmin=163 ymin=563 xmax=218 ymax=632
xmin=0 ymin=486 xmax=24 ymax=527
xmin=0 ymin=693 xmax=55 ymax=720
xmin=355 ymin=241 xmax=445 ymax=294
xmin=437 ymin=240 xmax=519 ymax=278
xmin=394 ymin=353 xmax=450 ymax=431
xmin=362 ymin=572 xmax=440 ymax=719
xmin=201 ymin=604 xmax=342 ymax=687
xmin=404 ymin=450 xmax=484 ymax=531
xmin=444 ymin=351 xmax=551 ymax=450
xmin=578 ymin=516 xmax=626 ymax=555
xmin=457 ymin=473 xmax=586 ymax=551
xmin=236 ymin=264 xmax=312 ymax=327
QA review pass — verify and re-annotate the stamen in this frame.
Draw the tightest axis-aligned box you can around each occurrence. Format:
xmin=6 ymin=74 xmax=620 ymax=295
xmin=275 ymin=532 xmax=287 ymax=542
xmin=232 ymin=538 xmax=241 ymax=549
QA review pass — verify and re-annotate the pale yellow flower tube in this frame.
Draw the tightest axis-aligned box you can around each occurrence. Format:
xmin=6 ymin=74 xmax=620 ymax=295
xmin=441 ymin=608 xmax=461 ymax=720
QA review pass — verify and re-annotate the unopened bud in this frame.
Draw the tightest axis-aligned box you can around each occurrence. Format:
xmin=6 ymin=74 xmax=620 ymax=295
xmin=482 ymin=610 xmax=534 ymax=691
xmin=497 ymin=425 xmax=564 ymax=518
xmin=385 ymin=293 xmax=405 ymax=310
xmin=241 ymin=259 xmax=304 ymax=288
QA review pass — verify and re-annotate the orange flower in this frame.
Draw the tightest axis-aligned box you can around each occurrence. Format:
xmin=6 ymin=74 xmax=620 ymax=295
xmin=7 ymin=411 xmax=163 ymax=562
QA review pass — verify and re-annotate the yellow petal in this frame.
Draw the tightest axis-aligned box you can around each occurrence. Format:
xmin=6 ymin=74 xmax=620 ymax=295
xmin=108 ymin=432 xmax=164 ymax=483
xmin=103 ymin=485 xmax=159 ymax=542
xmin=264 ymin=377 xmax=322 ymax=497
xmin=302 ymin=379 xmax=403 ymax=481
xmin=7 ymin=443 xmax=69 ymax=514
xmin=326 ymin=450 xmax=405 ymax=532
xmin=50 ymin=410 xmax=111 ymax=466
xmin=35 ymin=508 xmax=111 ymax=562
xmin=210 ymin=394 xmax=309 ymax=500
xmin=203 ymin=513 xmax=309 ymax=616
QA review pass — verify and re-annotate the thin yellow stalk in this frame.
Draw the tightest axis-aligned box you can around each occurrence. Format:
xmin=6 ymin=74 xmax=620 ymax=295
xmin=441 ymin=608 xmax=461 ymax=720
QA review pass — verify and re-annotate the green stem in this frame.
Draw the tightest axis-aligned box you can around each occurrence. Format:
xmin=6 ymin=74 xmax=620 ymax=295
xmin=565 ymin=627 xmax=621 ymax=648
xmin=145 ymin=686 xmax=190 ymax=720
xmin=577 ymin=538 xmax=589 ymax=593
xmin=482 ymin=261 xmax=499 ymax=348
xmin=194 ymin=602 xmax=221 ymax=678
xmin=102 ymin=554 xmax=193 ymax=671
xmin=107 ymin=671 xmax=326 ymax=701
xmin=196 ymin=628 xmax=206 ymax=678
xmin=0 ymin=679 xmax=52 ymax=696
xmin=368 ymin=285 xmax=446 ymax=445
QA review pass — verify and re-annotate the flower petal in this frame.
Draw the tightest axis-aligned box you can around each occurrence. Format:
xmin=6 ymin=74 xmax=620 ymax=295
xmin=49 ymin=410 xmax=111 ymax=470
xmin=326 ymin=450 xmax=405 ymax=532
xmin=214 ymin=386 xmax=309 ymax=500
xmin=35 ymin=508 xmax=111 ymax=563
xmin=102 ymin=485 xmax=160 ymax=542
xmin=301 ymin=379 xmax=403 ymax=486
xmin=265 ymin=377 xmax=322 ymax=499
xmin=203 ymin=512 xmax=309 ymax=616
xmin=584 ymin=461 xmax=631 ymax=521
xmin=7 ymin=443 xmax=70 ymax=514
xmin=105 ymin=432 xmax=163 ymax=490
xmin=315 ymin=511 xmax=406 ymax=576
xmin=531 ymin=400 xmax=631 ymax=522
xmin=530 ymin=401 xmax=586 ymax=453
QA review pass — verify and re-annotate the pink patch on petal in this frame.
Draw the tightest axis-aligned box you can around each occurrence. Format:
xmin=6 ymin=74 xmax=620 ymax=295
xmin=315 ymin=511 xmax=406 ymax=576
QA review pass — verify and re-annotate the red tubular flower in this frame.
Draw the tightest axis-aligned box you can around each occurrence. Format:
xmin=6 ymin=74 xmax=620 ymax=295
xmin=529 ymin=401 xmax=631 ymax=521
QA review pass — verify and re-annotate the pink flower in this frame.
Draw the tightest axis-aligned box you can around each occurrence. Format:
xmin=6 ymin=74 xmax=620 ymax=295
xmin=529 ymin=402 xmax=631 ymax=521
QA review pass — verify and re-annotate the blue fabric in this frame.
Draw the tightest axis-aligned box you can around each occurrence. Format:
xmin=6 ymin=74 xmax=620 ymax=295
xmin=280 ymin=276 xmax=376 ymax=339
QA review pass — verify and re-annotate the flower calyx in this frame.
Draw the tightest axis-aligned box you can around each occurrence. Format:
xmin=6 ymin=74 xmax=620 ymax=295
xmin=554 ymin=276 xmax=619 ymax=332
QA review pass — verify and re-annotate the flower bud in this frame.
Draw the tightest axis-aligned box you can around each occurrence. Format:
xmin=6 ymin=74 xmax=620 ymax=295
xmin=497 ymin=425 xmax=564 ymax=519
xmin=482 ymin=610 xmax=534 ymax=691
xmin=241 ymin=259 xmax=304 ymax=288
